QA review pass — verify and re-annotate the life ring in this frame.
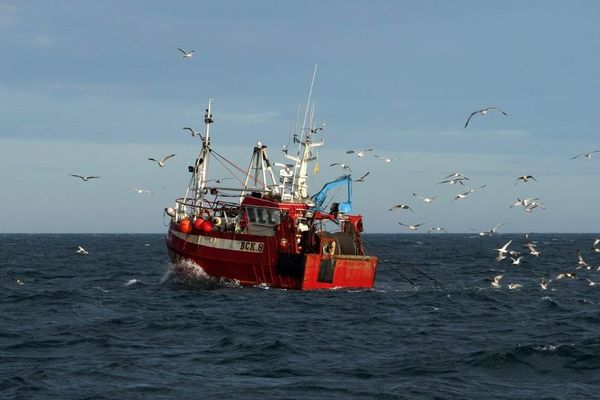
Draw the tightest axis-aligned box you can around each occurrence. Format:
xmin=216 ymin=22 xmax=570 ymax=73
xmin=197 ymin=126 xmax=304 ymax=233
xmin=200 ymin=209 xmax=212 ymax=219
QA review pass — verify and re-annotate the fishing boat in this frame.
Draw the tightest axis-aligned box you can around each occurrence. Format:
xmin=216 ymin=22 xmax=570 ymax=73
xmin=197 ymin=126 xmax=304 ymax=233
xmin=165 ymin=80 xmax=377 ymax=290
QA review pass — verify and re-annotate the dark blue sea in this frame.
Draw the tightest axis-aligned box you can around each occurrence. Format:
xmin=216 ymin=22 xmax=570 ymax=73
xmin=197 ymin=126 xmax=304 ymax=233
xmin=2 ymin=233 xmax=600 ymax=399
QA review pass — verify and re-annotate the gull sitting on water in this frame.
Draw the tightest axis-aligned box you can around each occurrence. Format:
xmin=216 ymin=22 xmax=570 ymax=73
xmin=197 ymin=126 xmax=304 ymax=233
xmin=491 ymin=274 xmax=503 ymax=288
xmin=76 ymin=245 xmax=89 ymax=255
xmin=507 ymin=283 xmax=522 ymax=290
xmin=398 ymin=222 xmax=425 ymax=231
xmin=178 ymin=48 xmax=194 ymax=58
xmin=464 ymin=107 xmax=508 ymax=128
xmin=148 ymin=154 xmax=176 ymax=167
xmin=515 ymin=175 xmax=537 ymax=185
xmin=556 ymin=272 xmax=576 ymax=280
xmin=413 ymin=193 xmax=438 ymax=203
xmin=571 ymin=150 xmax=600 ymax=160
xmin=69 ymin=174 xmax=101 ymax=182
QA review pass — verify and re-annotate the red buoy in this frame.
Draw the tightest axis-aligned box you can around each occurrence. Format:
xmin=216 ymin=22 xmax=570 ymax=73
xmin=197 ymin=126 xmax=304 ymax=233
xmin=200 ymin=220 xmax=213 ymax=233
xmin=193 ymin=218 xmax=205 ymax=231
xmin=179 ymin=219 xmax=192 ymax=233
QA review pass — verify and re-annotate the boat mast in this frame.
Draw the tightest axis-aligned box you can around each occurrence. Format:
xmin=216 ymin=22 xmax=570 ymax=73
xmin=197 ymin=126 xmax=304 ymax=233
xmin=183 ymin=99 xmax=213 ymax=211
xmin=197 ymin=99 xmax=213 ymax=200
xmin=287 ymin=64 xmax=323 ymax=202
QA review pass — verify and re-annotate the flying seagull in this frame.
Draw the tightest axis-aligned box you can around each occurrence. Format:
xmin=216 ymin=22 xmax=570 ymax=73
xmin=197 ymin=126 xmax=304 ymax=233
xmin=69 ymin=174 xmax=100 ymax=182
xmin=539 ymin=277 xmax=550 ymax=290
xmin=464 ymin=107 xmax=508 ymax=128
xmin=354 ymin=172 xmax=370 ymax=183
xmin=413 ymin=193 xmax=438 ymax=203
xmin=346 ymin=148 xmax=373 ymax=158
xmin=329 ymin=163 xmax=352 ymax=172
xmin=148 ymin=154 xmax=176 ymax=167
xmin=129 ymin=187 xmax=153 ymax=194
xmin=389 ymin=204 xmax=414 ymax=212
xmin=515 ymin=175 xmax=537 ymax=185
xmin=76 ymin=245 xmax=88 ymax=255
xmin=374 ymin=155 xmax=397 ymax=163
xmin=183 ymin=127 xmax=203 ymax=138
xmin=398 ymin=222 xmax=425 ymax=231
xmin=571 ymin=150 xmax=600 ymax=160
xmin=178 ymin=48 xmax=194 ymax=58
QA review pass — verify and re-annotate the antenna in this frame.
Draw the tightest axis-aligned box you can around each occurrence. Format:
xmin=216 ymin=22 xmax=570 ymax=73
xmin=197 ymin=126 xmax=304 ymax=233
xmin=298 ymin=63 xmax=318 ymax=152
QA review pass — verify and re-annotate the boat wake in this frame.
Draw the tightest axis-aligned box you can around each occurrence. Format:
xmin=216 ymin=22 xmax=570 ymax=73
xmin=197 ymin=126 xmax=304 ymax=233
xmin=169 ymin=259 xmax=241 ymax=289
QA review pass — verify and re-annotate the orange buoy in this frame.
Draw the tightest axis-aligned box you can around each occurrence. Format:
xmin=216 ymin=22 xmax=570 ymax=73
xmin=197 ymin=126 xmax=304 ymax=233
xmin=200 ymin=220 xmax=213 ymax=233
xmin=193 ymin=218 xmax=205 ymax=231
xmin=179 ymin=218 xmax=192 ymax=233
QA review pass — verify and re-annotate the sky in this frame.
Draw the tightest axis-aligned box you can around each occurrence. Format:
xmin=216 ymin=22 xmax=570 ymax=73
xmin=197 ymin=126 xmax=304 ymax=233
xmin=1 ymin=0 xmax=600 ymax=233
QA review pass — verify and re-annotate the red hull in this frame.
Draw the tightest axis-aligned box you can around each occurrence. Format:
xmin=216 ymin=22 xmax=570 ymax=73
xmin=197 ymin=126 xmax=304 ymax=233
xmin=166 ymin=224 xmax=377 ymax=290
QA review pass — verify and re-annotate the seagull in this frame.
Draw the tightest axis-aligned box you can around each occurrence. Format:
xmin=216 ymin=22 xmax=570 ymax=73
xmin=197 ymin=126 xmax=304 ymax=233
xmin=524 ymin=203 xmax=545 ymax=213
xmin=488 ymin=223 xmax=506 ymax=236
xmin=494 ymin=239 xmax=513 ymax=261
xmin=413 ymin=193 xmax=438 ymax=203
xmin=69 ymin=174 xmax=101 ymax=182
xmin=576 ymin=249 xmax=590 ymax=270
xmin=178 ymin=48 xmax=194 ymax=58
xmin=183 ymin=127 xmax=203 ymax=138
xmin=329 ymin=163 xmax=352 ymax=172
xmin=592 ymin=236 xmax=600 ymax=248
xmin=491 ymin=274 xmax=503 ymax=288
xmin=511 ymin=197 xmax=540 ymax=208
xmin=508 ymin=283 xmax=522 ymax=290
xmin=452 ymin=192 xmax=470 ymax=201
xmin=585 ymin=278 xmax=600 ymax=286
xmin=515 ymin=175 xmax=537 ymax=185
xmin=129 ymin=187 xmax=153 ymax=194
xmin=354 ymin=172 xmax=370 ymax=183
xmin=539 ymin=277 xmax=550 ymax=290
xmin=346 ymin=148 xmax=373 ymax=158
xmin=389 ymin=204 xmax=414 ymax=212
xmin=464 ymin=184 xmax=487 ymax=193
xmin=510 ymin=256 xmax=524 ymax=265
xmin=148 ymin=154 xmax=176 ymax=167
xmin=439 ymin=178 xmax=467 ymax=185
xmin=556 ymin=272 xmax=576 ymax=280
xmin=464 ymin=107 xmax=508 ymax=128
xmin=443 ymin=172 xmax=469 ymax=180
xmin=76 ymin=245 xmax=88 ymax=255
xmin=16 ymin=279 xmax=24 ymax=285
xmin=571 ymin=150 xmax=600 ymax=160
xmin=207 ymin=178 xmax=232 ymax=184
xmin=374 ymin=154 xmax=397 ymax=163
xmin=398 ymin=222 xmax=425 ymax=231
xmin=427 ymin=227 xmax=447 ymax=234
xmin=525 ymin=242 xmax=540 ymax=256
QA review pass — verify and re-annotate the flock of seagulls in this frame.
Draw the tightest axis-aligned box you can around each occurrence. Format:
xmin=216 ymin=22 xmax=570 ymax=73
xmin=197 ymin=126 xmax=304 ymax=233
xmin=488 ymin=234 xmax=600 ymax=291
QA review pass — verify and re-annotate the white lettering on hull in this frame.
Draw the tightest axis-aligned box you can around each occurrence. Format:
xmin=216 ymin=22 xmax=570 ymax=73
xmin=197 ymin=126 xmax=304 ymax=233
xmin=172 ymin=230 xmax=265 ymax=253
